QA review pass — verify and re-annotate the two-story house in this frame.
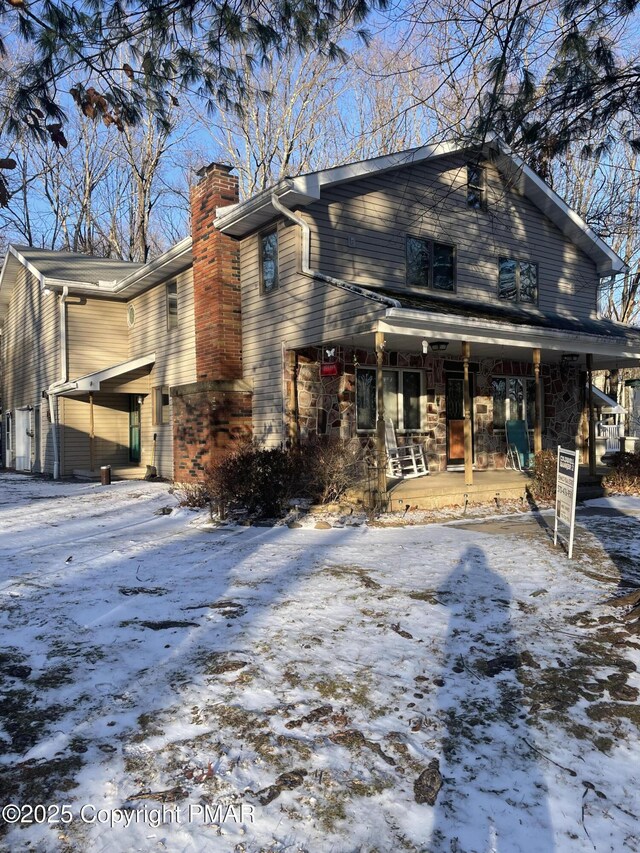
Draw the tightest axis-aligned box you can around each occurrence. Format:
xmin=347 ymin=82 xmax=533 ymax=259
xmin=2 ymin=135 xmax=639 ymax=487
xmin=207 ymin=135 xmax=640 ymax=484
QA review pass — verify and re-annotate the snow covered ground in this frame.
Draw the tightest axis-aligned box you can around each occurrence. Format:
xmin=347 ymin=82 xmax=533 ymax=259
xmin=0 ymin=472 xmax=639 ymax=853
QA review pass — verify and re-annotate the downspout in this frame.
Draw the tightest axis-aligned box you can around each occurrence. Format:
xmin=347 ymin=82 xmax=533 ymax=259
xmin=270 ymin=194 xmax=398 ymax=499
xmin=46 ymin=286 xmax=69 ymax=479
xmin=269 ymin=193 xmax=401 ymax=309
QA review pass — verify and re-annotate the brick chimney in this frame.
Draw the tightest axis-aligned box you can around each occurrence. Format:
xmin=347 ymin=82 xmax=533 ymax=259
xmin=172 ymin=163 xmax=252 ymax=482
xmin=190 ymin=163 xmax=241 ymax=382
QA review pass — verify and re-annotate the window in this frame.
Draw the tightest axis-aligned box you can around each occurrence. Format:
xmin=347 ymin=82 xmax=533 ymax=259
xmin=153 ymin=386 xmax=170 ymax=425
xmin=492 ymin=376 xmax=538 ymax=429
xmin=356 ymin=368 xmax=423 ymax=431
xmin=498 ymin=258 xmax=538 ymax=304
xmin=260 ymin=231 xmax=278 ymax=293
xmin=127 ymin=304 xmax=136 ymax=328
xmin=166 ymin=281 xmax=178 ymax=328
xmin=5 ymin=412 xmax=12 ymax=457
xmin=467 ymin=162 xmax=486 ymax=210
xmin=406 ymin=236 xmax=455 ymax=291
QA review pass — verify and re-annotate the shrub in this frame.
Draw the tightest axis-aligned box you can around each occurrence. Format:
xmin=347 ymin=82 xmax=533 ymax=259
xmin=528 ymin=449 xmax=557 ymax=502
xmin=300 ymin=437 xmax=367 ymax=504
xmin=602 ymin=451 xmax=640 ymax=495
xmin=204 ymin=437 xmax=367 ymax=518
xmin=204 ymin=443 xmax=303 ymax=518
xmin=174 ymin=481 xmax=210 ymax=508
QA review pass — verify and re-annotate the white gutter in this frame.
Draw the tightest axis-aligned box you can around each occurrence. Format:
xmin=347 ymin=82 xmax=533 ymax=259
xmin=381 ymin=306 xmax=640 ymax=359
xmin=112 ymin=236 xmax=192 ymax=294
xmin=269 ymin=193 xmax=401 ymax=309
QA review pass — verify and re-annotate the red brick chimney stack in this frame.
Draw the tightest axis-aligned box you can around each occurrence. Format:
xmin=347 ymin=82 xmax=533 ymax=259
xmin=190 ymin=163 xmax=241 ymax=382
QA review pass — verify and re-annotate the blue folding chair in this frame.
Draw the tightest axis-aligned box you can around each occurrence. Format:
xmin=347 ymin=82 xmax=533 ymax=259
xmin=505 ymin=420 xmax=532 ymax=470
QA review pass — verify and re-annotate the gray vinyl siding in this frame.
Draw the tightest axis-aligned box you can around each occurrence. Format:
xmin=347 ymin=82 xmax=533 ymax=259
xmin=241 ymin=220 xmax=386 ymax=446
xmin=1 ymin=268 xmax=60 ymax=474
xmin=127 ymin=268 xmax=197 ymax=477
xmin=305 ymin=154 xmax=599 ymax=319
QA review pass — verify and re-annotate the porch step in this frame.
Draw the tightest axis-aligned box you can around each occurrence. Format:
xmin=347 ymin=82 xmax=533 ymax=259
xmin=73 ymin=467 xmax=145 ymax=481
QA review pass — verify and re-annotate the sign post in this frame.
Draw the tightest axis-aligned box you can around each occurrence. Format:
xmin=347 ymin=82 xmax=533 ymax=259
xmin=554 ymin=446 xmax=580 ymax=558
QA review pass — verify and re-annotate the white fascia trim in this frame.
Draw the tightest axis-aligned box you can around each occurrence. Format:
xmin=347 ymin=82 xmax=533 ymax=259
xmin=13 ymin=238 xmax=192 ymax=298
xmin=214 ymin=179 xmax=319 ymax=231
xmin=294 ymin=139 xmax=459 ymax=191
xmin=50 ymin=352 xmax=156 ymax=395
xmin=73 ymin=352 xmax=156 ymax=391
xmin=113 ymin=236 xmax=192 ymax=293
xmin=214 ymin=141 xmax=459 ymax=233
xmin=493 ymin=139 xmax=627 ymax=275
xmin=8 ymin=245 xmax=46 ymax=287
xmin=382 ymin=307 xmax=640 ymax=359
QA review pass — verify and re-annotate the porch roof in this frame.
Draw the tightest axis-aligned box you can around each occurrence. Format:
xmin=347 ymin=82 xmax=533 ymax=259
xmin=591 ymin=385 xmax=626 ymax=414
xmin=51 ymin=353 xmax=155 ymax=396
xmin=360 ymin=286 xmax=640 ymax=369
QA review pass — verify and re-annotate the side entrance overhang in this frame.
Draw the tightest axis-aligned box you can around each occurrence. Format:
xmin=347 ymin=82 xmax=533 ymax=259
xmin=50 ymin=354 xmax=155 ymax=477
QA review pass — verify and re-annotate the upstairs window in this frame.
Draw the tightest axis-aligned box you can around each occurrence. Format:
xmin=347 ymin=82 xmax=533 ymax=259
xmin=498 ymin=258 xmax=538 ymax=304
xmin=406 ymin=236 xmax=455 ymax=292
xmin=260 ymin=231 xmax=279 ymax=293
xmin=166 ymin=281 xmax=178 ymax=329
xmin=467 ymin=162 xmax=487 ymax=210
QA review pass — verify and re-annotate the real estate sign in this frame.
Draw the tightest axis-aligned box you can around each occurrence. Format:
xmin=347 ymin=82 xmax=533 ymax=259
xmin=554 ymin=446 xmax=579 ymax=558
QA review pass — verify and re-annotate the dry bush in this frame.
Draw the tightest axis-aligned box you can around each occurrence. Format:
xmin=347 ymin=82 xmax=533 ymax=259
xmin=602 ymin=452 xmax=640 ymax=495
xmin=203 ymin=437 xmax=367 ymax=518
xmin=174 ymin=481 xmax=210 ymax=508
xmin=528 ymin=449 xmax=557 ymax=502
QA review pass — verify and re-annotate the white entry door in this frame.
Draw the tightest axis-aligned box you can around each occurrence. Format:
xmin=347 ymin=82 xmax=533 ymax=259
xmin=15 ymin=409 xmax=32 ymax=471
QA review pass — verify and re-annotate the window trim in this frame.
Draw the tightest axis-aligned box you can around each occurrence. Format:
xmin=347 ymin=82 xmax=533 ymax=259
xmin=491 ymin=375 xmax=541 ymax=431
xmin=405 ymin=235 xmax=457 ymax=292
xmin=166 ymin=280 xmax=178 ymax=329
xmin=5 ymin=411 xmax=12 ymax=454
xmin=152 ymin=385 xmax=171 ymax=426
xmin=498 ymin=257 xmax=539 ymax=305
xmin=356 ymin=366 xmax=425 ymax=433
xmin=260 ymin=229 xmax=279 ymax=294
xmin=467 ymin=161 xmax=487 ymax=211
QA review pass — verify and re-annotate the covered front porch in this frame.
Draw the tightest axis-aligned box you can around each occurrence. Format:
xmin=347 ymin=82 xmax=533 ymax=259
xmin=283 ymin=290 xmax=640 ymax=510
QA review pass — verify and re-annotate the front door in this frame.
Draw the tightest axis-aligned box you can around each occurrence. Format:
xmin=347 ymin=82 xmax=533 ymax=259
xmin=446 ymin=375 xmax=473 ymax=467
xmin=129 ymin=396 xmax=141 ymax=464
xmin=15 ymin=409 xmax=32 ymax=471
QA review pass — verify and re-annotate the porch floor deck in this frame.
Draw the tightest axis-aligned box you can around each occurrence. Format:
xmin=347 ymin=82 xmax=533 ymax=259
xmin=387 ymin=469 xmax=531 ymax=511
xmin=383 ymin=463 xmax=609 ymax=511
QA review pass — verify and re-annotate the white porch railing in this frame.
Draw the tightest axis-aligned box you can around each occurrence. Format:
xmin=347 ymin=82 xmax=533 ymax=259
xmin=596 ymin=423 xmax=624 ymax=453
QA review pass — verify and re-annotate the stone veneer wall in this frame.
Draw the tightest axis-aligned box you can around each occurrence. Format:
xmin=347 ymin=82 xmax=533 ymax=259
xmin=285 ymin=346 xmax=583 ymax=471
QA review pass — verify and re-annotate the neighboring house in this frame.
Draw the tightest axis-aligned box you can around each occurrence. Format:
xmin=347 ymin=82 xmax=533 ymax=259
xmin=0 ymin=240 xmax=195 ymax=479
xmin=3 ymin=135 xmax=640 ymax=483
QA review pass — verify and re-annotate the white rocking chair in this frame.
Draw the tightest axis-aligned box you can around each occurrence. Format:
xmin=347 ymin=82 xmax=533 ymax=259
xmin=384 ymin=419 xmax=429 ymax=479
